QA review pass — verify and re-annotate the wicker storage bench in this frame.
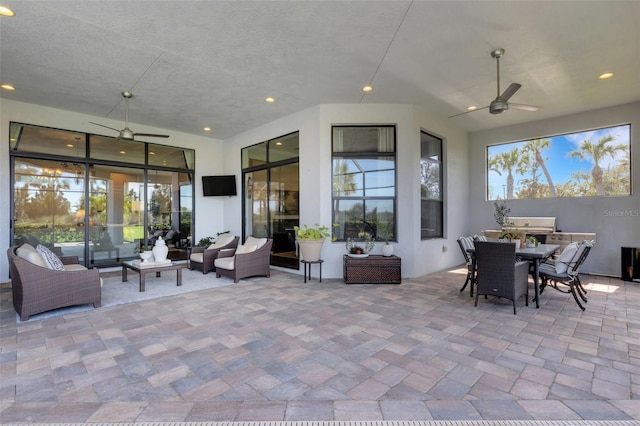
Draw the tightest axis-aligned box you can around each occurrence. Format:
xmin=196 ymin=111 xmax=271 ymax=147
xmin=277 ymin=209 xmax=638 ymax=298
xmin=343 ymin=254 xmax=401 ymax=284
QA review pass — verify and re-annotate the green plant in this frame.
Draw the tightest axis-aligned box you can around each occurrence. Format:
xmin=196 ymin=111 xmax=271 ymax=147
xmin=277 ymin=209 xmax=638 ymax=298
xmin=345 ymin=231 xmax=375 ymax=254
xmin=493 ymin=200 xmax=512 ymax=228
xmin=293 ymin=223 xmax=337 ymax=241
xmin=500 ymin=230 xmax=524 ymax=241
xmin=374 ymin=221 xmax=394 ymax=244
xmin=526 ymin=235 xmax=538 ymax=246
xmin=197 ymin=236 xmax=215 ymax=246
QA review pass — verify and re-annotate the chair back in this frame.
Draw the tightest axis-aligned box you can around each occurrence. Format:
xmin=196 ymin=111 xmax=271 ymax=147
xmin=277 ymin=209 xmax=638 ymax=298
xmin=567 ymin=240 xmax=594 ymax=277
xmin=457 ymin=237 xmax=475 ymax=265
xmin=474 ymin=241 xmax=517 ymax=283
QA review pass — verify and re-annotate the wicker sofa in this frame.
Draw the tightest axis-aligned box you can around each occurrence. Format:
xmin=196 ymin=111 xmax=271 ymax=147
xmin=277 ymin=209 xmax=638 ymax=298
xmin=7 ymin=245 xmax=102 ymax=321
xmin=189 ymin=235 xmax=239 ymax=274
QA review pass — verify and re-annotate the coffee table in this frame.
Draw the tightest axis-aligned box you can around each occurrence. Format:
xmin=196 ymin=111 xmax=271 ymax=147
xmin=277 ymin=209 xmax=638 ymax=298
xmin=122 ymin=260 xmax=184 ymax=292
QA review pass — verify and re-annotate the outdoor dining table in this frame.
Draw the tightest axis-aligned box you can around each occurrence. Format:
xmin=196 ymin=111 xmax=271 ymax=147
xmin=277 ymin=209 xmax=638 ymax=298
xmin=468 ymin=243 xmax=560 ymax=309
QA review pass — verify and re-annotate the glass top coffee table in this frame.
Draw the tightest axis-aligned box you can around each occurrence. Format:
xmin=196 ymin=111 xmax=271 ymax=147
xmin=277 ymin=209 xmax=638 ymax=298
xmin=122 ymin=260 xmax=184 ymax=292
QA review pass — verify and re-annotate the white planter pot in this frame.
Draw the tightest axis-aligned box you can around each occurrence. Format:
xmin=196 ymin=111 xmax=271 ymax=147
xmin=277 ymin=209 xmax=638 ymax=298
xmin=381 ymin=244 xmax=394 ymax=257
xmin=297 ymin=238 xmax=325 ymax=261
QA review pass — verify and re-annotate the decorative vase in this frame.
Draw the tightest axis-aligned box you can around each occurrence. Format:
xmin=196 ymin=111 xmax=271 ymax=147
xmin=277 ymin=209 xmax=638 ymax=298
xmin=381 ymin=243 xmax=394 ymax=257
xmin=152 ymin=236 xmax=169 ymax=263
xmin=139 ymin=251 xmax=154 ymax=263
xmin=297 ymin=238 xmax=325 ymax=262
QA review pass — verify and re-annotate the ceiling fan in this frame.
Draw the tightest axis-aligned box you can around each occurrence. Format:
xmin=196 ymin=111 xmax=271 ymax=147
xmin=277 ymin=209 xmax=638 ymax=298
xmin=90 ymin=91 xmax=169 ymax=140
xmin=449 ymin=48 xmax=540 ymax=118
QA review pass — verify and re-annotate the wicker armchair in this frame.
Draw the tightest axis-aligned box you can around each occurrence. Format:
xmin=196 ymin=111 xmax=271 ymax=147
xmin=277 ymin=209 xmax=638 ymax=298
xmin=215 ymin=238 xmax=273 ymax=283
xmin=189 ymin=235 xmax=239 ymax=274
xmin=7 ymin=245 xmax=102 ymax=321
xmin=473 ymin=241 xmax=529 ymax=314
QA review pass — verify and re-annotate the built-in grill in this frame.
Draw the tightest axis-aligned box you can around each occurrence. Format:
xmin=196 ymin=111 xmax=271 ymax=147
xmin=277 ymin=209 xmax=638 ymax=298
xmin=501 ymin=216 xmax=557 ymax=236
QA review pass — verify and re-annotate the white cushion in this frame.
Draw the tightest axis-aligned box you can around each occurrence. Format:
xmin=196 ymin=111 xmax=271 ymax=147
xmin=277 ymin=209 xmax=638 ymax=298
xmin=17 ymin=245 xmax=48 ymax=268
xmin=190 ymin=253 xmax=204 ymax=263
xmin=245 ymin=236 xmax=267 ymax=249
xmin=556 ymin=242 xmax=579 ymax=274
xmin=235 ymin=244 xmax=257 ymax=255
xmin=208 ymin=234 xmax=235 ymax=249
xmin=37 ymin=244 xmax=65 ymax=271
xmin=214 ymin=256 xmax=235 ymax=270
xmin=63 ymin=264 xmax=88 ymax=272
xmin=18 ymin=243 xmax=37 ymax=253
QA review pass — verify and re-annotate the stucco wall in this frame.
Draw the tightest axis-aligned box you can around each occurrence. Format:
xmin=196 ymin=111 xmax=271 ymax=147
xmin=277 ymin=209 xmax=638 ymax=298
xmin=223 ymin=103 xmax=470 ymax=279
xmin=468 ymin=102 xmax=640 ymax=276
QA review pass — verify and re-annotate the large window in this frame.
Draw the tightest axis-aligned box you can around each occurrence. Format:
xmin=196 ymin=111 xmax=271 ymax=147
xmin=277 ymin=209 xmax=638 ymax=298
xmin=420 ymin=131 xmax=443 ymax=239
xmin=487 ymin=124 xmax=631 ymax=200
xmin=332 ymin=125 xmax=396 ymax=241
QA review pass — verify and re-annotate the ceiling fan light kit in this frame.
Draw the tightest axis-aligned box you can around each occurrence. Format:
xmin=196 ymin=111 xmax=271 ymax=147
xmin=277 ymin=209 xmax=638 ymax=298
xmin=449 ymin=48 xmax=540 ymax=118
xmin=90 ymin=91 xmax=170 ymax=140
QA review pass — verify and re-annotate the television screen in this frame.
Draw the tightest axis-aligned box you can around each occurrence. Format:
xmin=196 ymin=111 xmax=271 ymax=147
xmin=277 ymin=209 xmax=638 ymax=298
xmin=202 ymin=175 xmax=237 ymax=196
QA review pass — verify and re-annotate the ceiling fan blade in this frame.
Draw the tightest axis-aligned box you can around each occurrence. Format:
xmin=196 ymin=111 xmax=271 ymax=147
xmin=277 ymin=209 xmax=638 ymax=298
xmin=133 ymin=132 xmax=170 ymax=139
xmin=509 ymin=103 xmax=540 ymax=112
xmin=90 ymin=122 xmax=120 ymax=133
xmin=500 ymin=83 xmax=521 ymax=101
xmin=448 ymin=105 xmax=489 ymax=118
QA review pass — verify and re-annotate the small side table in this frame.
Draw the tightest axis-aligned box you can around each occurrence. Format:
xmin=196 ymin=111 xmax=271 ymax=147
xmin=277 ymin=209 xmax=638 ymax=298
xmin=301 ymin=259 xmax=323 ymax=283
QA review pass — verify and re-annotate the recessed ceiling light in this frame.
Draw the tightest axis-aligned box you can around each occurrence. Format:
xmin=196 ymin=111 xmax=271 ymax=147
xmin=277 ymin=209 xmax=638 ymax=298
xmin=0 ymin=6 xmax=15 ymax=17
xmin=66 ymin=144 xmax=74 ymax=148
xmin=119 ymin=150 xmax=126 ymax=154
xmin=149 ymin=151 xmax=156 ymax=155
xmin=203 ymin=127 xmax=212 ymax=132
xmin=362 ymin=85 xmax=373 ymax=92
xmin=467 ymin=106 xmax=477 ymax=111
xmin=275 ymin=141 xmax=282 ymax=146
xmin=265 ymin=97 xmax=275 ymax=103
xmin=1 ymin=84 xmax=15 ymax=91
xmin=599 ymin=72 xmax=614 ymax=80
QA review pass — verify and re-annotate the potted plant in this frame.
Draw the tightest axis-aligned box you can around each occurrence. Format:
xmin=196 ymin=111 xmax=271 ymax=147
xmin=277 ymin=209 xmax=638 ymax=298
xmin=374 ymin=221 xmax=394 ymax=256
xmin=294 ymin=223 xmax=337 ymax=261
xmin=525 ymin=235 xmax=538 ymax=248
xmin=499 ymin=230 xmax=525 ymax=248
xmin=493 ymin=200 xmax=512 ymax=228
xmin=345 ymin=231 xmax=375 ymax=258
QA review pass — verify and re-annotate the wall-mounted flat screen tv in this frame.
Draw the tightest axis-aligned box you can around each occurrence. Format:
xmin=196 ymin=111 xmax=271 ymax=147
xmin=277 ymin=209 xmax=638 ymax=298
xmin=202 ymin=175 xmax=237 ymax=196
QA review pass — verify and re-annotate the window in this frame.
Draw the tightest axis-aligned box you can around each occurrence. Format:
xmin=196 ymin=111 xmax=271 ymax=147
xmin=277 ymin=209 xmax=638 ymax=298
xmin=487 ymin=124 xmax=631 ymax=200
xmin=332 ymin=125 xmax=396 ymax=241
xmin=10 ymin=122 xmax=195 ymax=266
xmin=420 ymin=131 xmax=443 ymax=239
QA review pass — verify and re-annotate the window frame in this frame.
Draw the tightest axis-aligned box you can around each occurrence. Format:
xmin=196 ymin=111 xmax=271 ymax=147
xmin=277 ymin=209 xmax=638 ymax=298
xmin=420 ymin=130 xmax=444 ymax=240
xmin=331 ymin=125 xmax=397 ymax=242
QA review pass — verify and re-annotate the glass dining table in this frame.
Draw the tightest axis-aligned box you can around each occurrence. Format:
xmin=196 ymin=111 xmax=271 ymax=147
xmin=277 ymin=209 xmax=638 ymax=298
xmin=467 ymin=243 xmax=560 ymax=308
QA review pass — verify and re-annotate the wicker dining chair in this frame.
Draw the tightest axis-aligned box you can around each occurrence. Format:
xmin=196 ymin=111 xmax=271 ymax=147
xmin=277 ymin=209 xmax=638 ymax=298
xmin=473 ymin=241 xmax=530 ymax=314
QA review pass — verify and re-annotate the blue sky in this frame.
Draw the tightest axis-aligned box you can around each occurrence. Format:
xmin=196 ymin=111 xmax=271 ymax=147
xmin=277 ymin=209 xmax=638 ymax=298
xmin=487 ymin=124 xmax=630 ymax=199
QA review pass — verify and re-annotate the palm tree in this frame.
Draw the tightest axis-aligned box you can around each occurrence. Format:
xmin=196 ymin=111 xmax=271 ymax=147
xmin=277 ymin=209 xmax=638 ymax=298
xmin=522 ymin=139 xmax=556 ymax=197
xmin=569 ymin=135 xmax=626 ymax=196
xmin=489 ymin=148 xmax=524 ymax=199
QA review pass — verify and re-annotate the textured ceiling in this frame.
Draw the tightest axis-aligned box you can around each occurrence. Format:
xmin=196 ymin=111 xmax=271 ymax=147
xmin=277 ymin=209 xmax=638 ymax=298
xmin=1 ymin=1 xmax=639 ymax=140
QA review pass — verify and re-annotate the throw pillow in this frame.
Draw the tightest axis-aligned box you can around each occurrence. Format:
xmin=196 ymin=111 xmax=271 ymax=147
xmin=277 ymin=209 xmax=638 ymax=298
xmin=235 ymin=244 xmax=257 ymax=255
xmin=17 ymin=245 xmax=49 ymax=268
xmin=555 ymin=242 xmax=579 ymax=274
xmin=209 ymin=234 xmax=235 ymax=249
xmin=165 ymin=230 xmax=175 ymax=240
xmin=36 ymin=244 xmax=65 ymax=271
xmin=245 ymin=236 xmax=268 ymax=249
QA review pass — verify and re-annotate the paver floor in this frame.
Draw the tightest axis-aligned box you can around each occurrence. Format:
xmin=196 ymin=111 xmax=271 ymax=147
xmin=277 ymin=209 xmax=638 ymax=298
xmin=1 ymin=267 xmax=638 ymax=422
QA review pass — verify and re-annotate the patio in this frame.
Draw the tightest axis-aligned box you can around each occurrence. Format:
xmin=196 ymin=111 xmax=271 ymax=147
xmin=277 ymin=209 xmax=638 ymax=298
xmin=0 ymin=267 xmax=638 ymax=422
